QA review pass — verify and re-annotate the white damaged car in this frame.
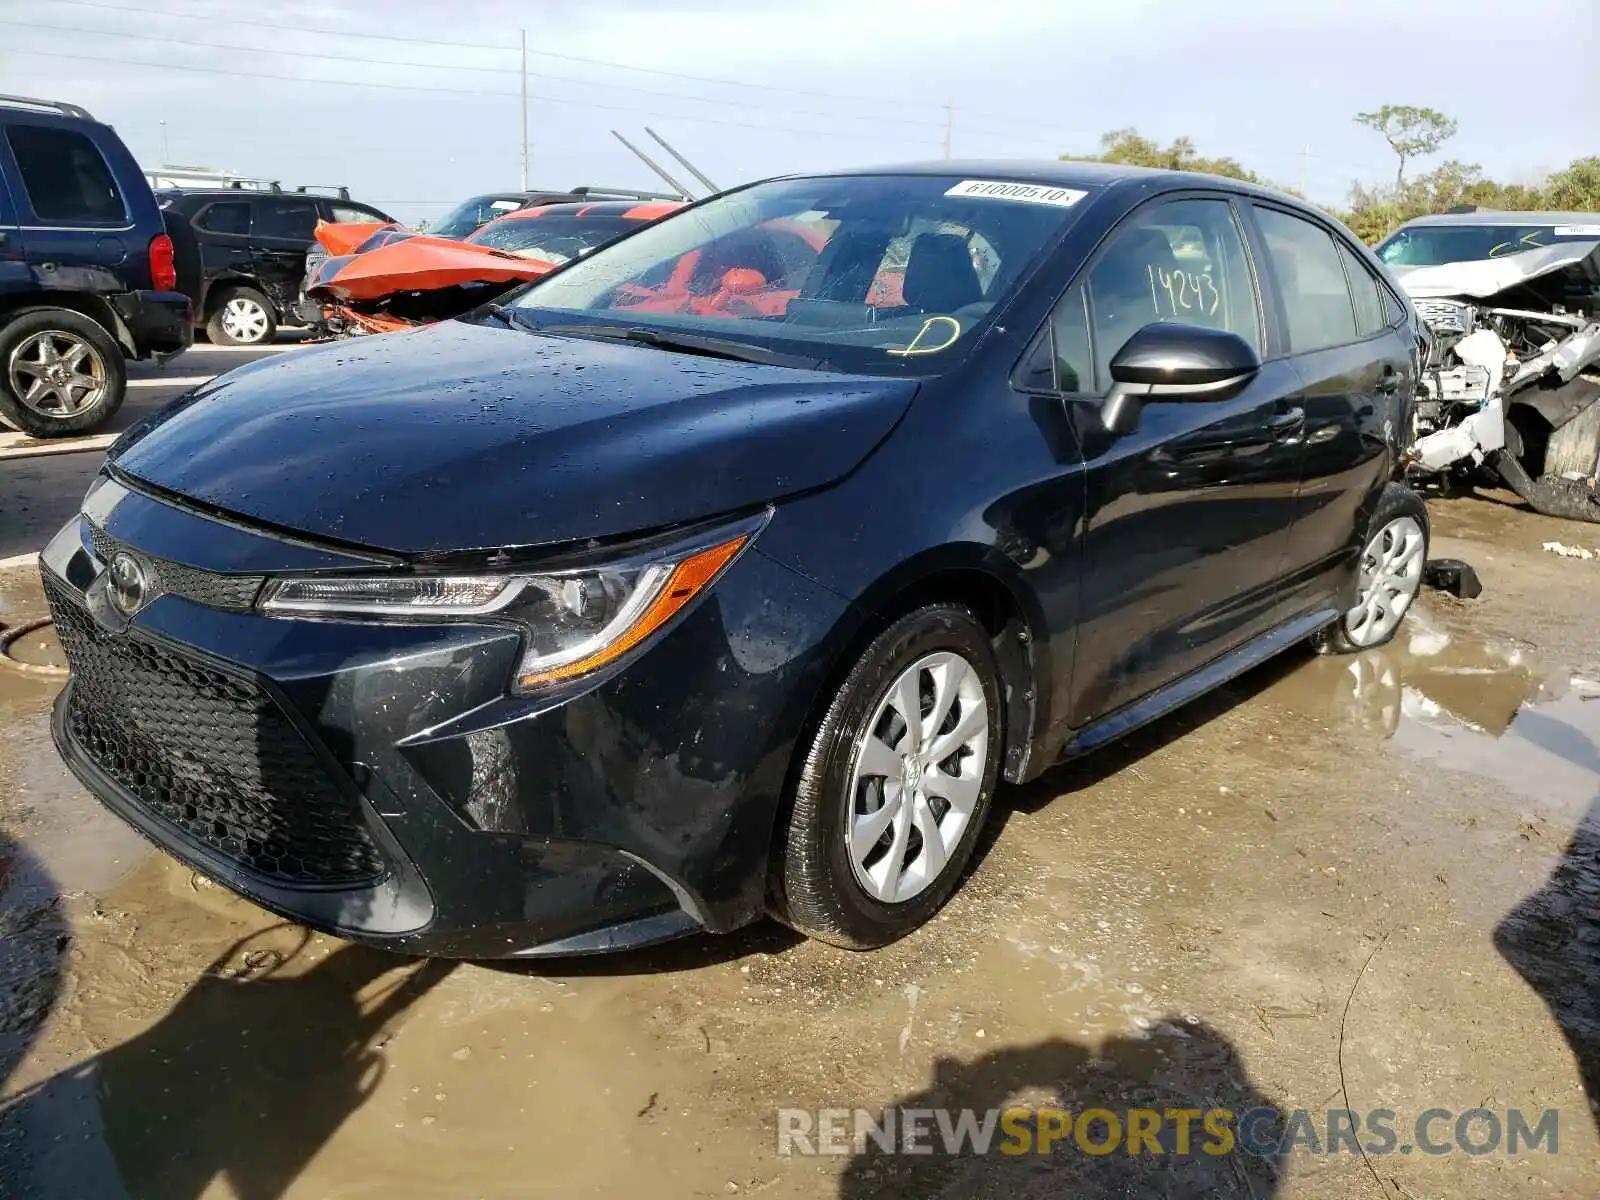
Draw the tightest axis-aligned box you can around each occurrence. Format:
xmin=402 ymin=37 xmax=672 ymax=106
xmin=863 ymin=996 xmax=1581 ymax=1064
xmin=1379 ymin=211 xmax=1600 ymax=521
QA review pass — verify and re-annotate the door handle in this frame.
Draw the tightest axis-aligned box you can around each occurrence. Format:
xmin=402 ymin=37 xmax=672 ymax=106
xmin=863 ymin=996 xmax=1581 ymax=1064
xmin=1266 ymin=407 xmax=1305 ymax=438
xmin=1375 ymin=369 xmax=1401 ymax=395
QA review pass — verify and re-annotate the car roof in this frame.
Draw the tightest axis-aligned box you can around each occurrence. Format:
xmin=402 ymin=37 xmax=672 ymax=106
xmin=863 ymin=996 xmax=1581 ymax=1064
xmin=158 ymin=189 xmax=377 ymax=203
xmin=1395 ymin=209 xmax=1600 ymax=229
xmin=491 ymin=199 xmax=682 ymax=222
xmin=803 ymin=158 xmax=1293 ymax=201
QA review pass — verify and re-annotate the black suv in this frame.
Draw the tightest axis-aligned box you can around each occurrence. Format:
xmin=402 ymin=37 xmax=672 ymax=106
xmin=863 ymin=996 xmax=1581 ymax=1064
xmin=159 ymin=188 xmax=393 ymax=345
xmin=0 ymin=94 xmax=191 ymax=438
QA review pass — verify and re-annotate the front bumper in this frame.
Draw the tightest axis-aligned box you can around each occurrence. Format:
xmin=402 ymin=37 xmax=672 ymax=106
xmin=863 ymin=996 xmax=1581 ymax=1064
xmin=110 ymin=290 xmax=193 ymax=362
xmin=43 ymin=476 xmax=851 ymax=957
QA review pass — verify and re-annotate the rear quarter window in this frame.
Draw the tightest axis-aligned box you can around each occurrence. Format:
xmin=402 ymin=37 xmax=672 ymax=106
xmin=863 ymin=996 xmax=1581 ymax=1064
xmin=5 ymin=124 xmax=126 ymax=224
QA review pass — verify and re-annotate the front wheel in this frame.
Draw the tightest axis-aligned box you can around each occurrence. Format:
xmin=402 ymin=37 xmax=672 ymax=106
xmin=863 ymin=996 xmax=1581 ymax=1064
xmin=770 ymin=604 xmax=1004 ymax=949
xmin=1313 ymin=484 xmax=1429 ymax=655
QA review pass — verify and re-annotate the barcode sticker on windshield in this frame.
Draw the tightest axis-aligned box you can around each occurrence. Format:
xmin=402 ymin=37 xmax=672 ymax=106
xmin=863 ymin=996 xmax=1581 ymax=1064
xmin=1554 ymin=224 xmax=1600 ymax=237
xmin=945 ymin=180 xmax=1087 ymax=207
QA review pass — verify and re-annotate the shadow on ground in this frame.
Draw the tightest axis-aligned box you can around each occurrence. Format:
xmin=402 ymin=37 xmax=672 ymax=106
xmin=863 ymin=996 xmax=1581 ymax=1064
xmin=1 ymin=927 xmax=450 ymax=1199
xmin=1496 ymin=792 xmax=1600 ymax=1138
xmin=836 ymin=1020 xmax=1284 ymax=1197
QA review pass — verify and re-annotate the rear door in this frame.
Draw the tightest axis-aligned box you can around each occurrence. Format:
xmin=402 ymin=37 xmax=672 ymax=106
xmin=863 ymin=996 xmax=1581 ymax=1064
xmin=249 ymin=197 xmax=318 ymax=315
xmin=1063 ymin=194 xmax=1308 ymax=723
xmin=190 ymin=199 xmax=253 ymax=312
xmin=0 ymin=147 xmax=28 ymax=300
xmin=0 ymin=116 xmax=133 ymax=295
xmin=1246 ymin=204 xmax=1411 ymax=615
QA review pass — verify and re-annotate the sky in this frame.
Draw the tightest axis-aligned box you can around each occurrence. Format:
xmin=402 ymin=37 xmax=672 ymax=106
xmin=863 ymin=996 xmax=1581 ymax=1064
xmin=1 ymin=0 xmax=1595 ymax=226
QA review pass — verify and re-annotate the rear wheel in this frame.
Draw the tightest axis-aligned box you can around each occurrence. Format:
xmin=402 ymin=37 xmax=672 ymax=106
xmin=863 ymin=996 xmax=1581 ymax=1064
xmin=0 ymin=308 xmax=126 ymax=438
xmin=770 ymin=604 xmax=1004 ymax=949
xmin=206 ymin=286 xmax=276 ymax=346
xmin=1313 ymin=484 xmax=1429 ymax=655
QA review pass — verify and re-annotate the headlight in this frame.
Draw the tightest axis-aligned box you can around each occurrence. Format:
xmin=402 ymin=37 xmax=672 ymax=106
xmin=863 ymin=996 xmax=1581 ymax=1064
xmin=258 ymin=518 xmax=760 ymax=692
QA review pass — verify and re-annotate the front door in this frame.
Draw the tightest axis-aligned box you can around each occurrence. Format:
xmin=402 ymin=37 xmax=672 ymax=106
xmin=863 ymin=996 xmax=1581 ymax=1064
xmin=1062 ymin=195 xmax=1307 ymax=725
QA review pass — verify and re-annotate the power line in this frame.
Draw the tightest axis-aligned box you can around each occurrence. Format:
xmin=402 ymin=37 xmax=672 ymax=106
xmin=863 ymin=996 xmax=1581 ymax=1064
xmin=10 ymin=45 xmax=946 ymax=145
xmin=50 ymin=0 xmax=955 ymax=115
xmin=3 ymin=16 xmax=967 ymax=136
xmin=41 ymin=0 xmax=1138 ymax=146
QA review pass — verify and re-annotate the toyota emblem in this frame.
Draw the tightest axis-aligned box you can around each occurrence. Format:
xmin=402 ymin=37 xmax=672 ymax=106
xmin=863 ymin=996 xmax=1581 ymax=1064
xmin=107 ymin=551 xmax=150 ymax=615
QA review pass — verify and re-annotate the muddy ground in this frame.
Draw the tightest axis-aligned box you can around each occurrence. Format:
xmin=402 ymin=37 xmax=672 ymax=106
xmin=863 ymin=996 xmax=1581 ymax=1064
xmin=1 ymin=491 xmax=1597 ymax=1198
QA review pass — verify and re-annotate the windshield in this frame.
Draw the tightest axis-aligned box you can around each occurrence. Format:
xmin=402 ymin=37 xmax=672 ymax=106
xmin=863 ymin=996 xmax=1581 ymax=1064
xmin=466 ymin=214 xmax=635 ymax=263
xmin=1377 ymin=222 xmax=1600 ymax=267
xmin=509 ymin=174 xmax=1091 ymax=375
xmin=430 ymin=195 xmax=526 ymax=239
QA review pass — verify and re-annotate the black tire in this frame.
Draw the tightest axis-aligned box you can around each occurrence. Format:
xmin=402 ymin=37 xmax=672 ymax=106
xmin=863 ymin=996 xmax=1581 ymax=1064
xmin=0 ymin=307 xmax=126 ymax=438
xmin=205 ymin=286 xmax=277 ymax=346
xmin=770 ymin=603 xmax=1005 ymax=949
xmin=1312 ymin=483 xmax=1430 ymax=656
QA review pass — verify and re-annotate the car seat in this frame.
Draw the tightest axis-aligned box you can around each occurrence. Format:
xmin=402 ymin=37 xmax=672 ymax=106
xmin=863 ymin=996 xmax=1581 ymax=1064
xmin=902 ymin=232 xmax=984 ymax=314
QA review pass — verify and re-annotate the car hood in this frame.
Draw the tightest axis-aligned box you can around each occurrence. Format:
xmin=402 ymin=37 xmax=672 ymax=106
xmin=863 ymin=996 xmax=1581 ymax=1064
xmin=1392 ymin=239 xmax=1600 ymax=299
xmin=111 ymin=319 xmax=916 ymax=555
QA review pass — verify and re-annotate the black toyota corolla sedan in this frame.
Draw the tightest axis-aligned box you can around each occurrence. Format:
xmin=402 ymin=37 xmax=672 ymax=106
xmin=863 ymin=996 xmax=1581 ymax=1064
xmin=42 ymin=162 xmax=1429 ymax=957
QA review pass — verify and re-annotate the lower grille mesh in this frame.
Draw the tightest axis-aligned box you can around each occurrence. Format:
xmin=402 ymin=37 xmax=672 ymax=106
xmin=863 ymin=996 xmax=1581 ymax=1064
xmin=46 ymin=575 xmax=387 ymax=888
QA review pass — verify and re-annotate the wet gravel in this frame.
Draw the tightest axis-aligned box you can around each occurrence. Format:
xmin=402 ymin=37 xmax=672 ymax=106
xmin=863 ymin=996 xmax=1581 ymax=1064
xmin=2 ymin=493 xmax=1598 ymax=1198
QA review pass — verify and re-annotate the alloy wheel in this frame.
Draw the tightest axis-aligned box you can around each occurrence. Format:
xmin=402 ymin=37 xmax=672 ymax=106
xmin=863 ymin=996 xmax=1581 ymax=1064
xmin=221 ymin=297 xmax=270 ymax=343
xmin=1345 ymin=514 xmax=1425 ymax=647
xmin=6 ymin=330 xmax=107 ymax=418
xmin=845 ymin=650 xmax=989 ymax=904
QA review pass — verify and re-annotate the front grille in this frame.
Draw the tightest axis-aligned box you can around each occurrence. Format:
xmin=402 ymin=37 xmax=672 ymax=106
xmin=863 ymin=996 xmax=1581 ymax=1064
xmin=1414 ymin=297 xmax=1472 ymax=334
xmin=88 ymin=523 xmax=264 ymax=612
xmin=45 ymin=575 xmax=387 ymax=889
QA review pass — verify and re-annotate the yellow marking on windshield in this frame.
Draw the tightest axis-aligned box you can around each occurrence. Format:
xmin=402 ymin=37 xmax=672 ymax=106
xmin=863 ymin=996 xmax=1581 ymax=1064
xmin=887 ymin=316 xmax=962 ymax=357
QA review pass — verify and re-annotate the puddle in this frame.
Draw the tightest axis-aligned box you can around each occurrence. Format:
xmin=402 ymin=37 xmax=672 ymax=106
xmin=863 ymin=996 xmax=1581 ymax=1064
xmin=1 ymin=621 xmax=65 ymax=673
xmin=1268 ymin=604 xmax=1600 ymax=821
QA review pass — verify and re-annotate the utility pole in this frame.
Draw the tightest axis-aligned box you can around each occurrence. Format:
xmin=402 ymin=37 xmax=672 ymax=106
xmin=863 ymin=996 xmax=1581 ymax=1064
xmin=519 ymin=29 xmax=529 ymax=190
xmin=160 ymin=120 xmax=169 ymax=164
xmin=1299 ymin=142 xmax=1310 ymax=197
xmin=943 ymin=101 xmax=953 ymax=160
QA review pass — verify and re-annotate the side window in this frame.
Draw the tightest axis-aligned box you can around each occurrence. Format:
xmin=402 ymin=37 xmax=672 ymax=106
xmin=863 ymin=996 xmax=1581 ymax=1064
xmin=197 ymin=202 xmax=249 ymax=236
xmin=1253 ymin=207 xmax=1357 ymax=353
xmin=1382 ymin=287 xmax=1406 ymax=328
xmin=1050 ymin=285 xmax=1093 ymax=393
xmin=252 ymin=201 xmax=318 ymax=242
xmin=1085 ymin=198 xmax=1259 ymax=392
xmin=1337 ymin=242 xmax=1385 ymax=337
xmin=5 ymin=125 xmax=126 ymax=224
xmin=331 ymin=204 xmax=380 ymax=224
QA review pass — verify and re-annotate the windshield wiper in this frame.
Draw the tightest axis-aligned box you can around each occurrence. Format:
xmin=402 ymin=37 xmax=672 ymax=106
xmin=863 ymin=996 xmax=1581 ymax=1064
xmin=534 ymin=322 xmax=821 ymax=370
xmin=481 ymin=302 xmax=541 ymax=334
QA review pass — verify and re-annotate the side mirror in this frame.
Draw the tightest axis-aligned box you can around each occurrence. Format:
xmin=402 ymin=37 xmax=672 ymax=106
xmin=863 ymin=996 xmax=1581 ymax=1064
xmin=1100 ymin=323 xmax=1262 ymax=436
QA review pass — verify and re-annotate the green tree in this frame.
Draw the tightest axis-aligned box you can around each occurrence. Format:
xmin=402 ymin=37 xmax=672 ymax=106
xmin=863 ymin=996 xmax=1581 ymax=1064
xmin=1354 ymin=105 xmax=1458 ymax=189
xmin=1544 ymin=156 xmax=1600 ymax=210
xmin=1062 ymin=128 xmax=1258 ymax=182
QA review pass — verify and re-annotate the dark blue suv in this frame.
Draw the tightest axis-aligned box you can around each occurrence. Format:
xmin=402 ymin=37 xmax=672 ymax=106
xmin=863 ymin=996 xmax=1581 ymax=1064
xmin=0 ymin=94 xmax=191 ymax=438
